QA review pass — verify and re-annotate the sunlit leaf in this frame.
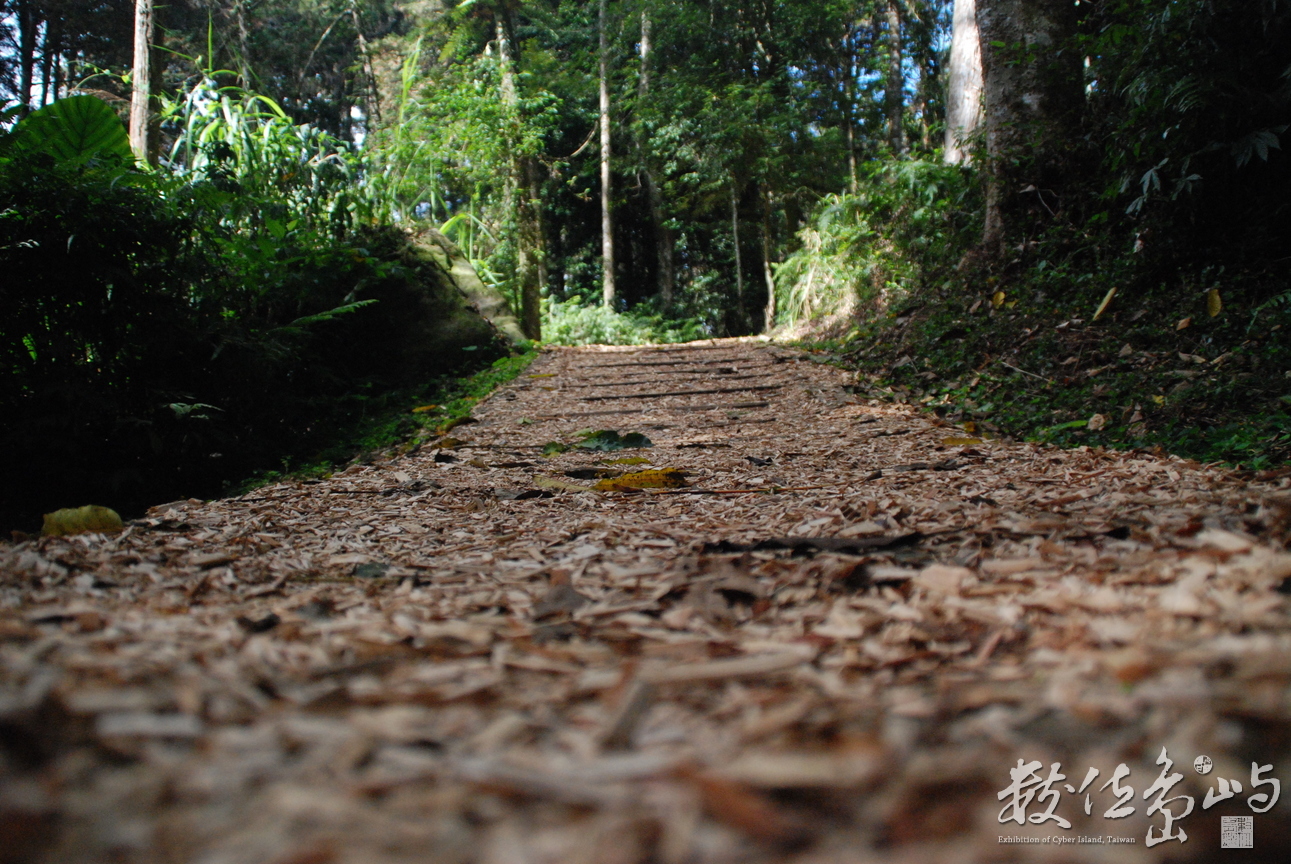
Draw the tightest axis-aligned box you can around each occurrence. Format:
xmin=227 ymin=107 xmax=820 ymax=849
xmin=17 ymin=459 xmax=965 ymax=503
xmin=1206 ymin=288 xmax=1222 ymax=318
xmin=1092 ymin=286 xmax=1118 ymax=321
xmin=593 ymin=468 xmax=689 ymax=491
xmin=41 ymin=505 xmax=124 ymax=537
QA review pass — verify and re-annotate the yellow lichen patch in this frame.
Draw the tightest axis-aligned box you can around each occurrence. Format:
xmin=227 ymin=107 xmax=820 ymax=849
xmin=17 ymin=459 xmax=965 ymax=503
xmin=593 ymin=468 xmax=689 ymax=491
xmin=41 ymin=505 xmax=124 ymax=537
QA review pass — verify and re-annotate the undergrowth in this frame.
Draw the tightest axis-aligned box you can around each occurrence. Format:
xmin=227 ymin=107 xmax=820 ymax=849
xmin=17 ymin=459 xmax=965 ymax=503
xmin=800 ymin=281 xmax=1291 ymax=470
xmin=234 ymin=347 xmax=539 ymax=493
xmin=542 ymin=296 xmax=708 ymax=346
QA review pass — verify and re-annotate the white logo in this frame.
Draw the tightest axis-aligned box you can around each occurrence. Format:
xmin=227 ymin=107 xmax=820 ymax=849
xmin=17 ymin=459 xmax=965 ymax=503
xmin=1194 ymin=755 xmax=1213 ymax=775
xmin=1220 ymin=816 xmax=1253 ymax=849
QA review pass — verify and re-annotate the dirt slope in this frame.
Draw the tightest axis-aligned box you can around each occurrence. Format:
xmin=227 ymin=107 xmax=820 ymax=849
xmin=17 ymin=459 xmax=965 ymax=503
xmin=3 ymin=339 xmax=1290 ymax=863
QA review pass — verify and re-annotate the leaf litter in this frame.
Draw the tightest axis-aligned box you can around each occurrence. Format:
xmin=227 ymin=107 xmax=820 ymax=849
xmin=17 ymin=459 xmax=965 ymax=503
xmin=2 ymin=338 xmax=1291 ymax=862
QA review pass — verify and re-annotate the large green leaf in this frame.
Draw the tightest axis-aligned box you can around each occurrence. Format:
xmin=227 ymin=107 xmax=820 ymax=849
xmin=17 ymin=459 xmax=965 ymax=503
xmin=9 ymin=95 xmax=133 ymax=163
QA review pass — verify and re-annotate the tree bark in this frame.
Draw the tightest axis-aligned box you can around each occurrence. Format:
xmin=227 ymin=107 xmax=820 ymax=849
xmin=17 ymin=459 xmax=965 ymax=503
xmin=599 ymin=0 xmax=616 ymax=308
xmin=760 ymin=188 xmax=777 ymax=334
xmin=944 ymin=0 xmax=983 ymax=164
xmin=977 ymin=0 xmax=1083 ymax=254
xmin=350 ymin=1 xmax=381 ymax=124
xmin=636 ymin=8 xmax=675 ymax=307
xmin=17 ymin=0 xmax=36 ymax=110
xmin=884 ymin=1 xmax=906 ymax=155
xmin=843 ymin=30 xmax=858 ymax=192
xmin=129 ymin=0 xmax=155 ymax=163
xmin=497 ymin=11 xmax=542 ymax=340
xmin=730 ymin=181 xmax=745 ymax=331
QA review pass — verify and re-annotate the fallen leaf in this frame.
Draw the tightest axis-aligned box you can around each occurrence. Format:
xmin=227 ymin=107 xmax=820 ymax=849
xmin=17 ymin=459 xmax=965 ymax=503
xmin=1206 ymin=288 xmax=1222 ymax=317
xmin=534 ymin=476 xmax=593 ymax=493
xmin=41 ymin=505 xmax=123 ymax=537
xmin=942 ymin=437 xmax=984 ymax=447
xmin=575 ymin=430 xmax=654 ymax=451
xmin=1088 ymin=413 xmax=1107 ymax=431
xmin=1177 ymin=317 xmax=1192 ymax=330
xmin=593 ymin=468 xmax=688 ymax=491
xmin=1092 ymin=286 xmax=1118 ymax=320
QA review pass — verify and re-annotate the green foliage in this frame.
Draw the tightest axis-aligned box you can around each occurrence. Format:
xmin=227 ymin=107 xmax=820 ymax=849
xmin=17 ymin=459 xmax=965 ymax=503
xmin=775 ymin=159 xmax=979 ymax=326
xmin=541 ymin=296 xmax=708 ymax=346
xmin=0 ymin=92 xmax=502 ymax=530
xmin=2 ymin=95 xmax=134 ymax=163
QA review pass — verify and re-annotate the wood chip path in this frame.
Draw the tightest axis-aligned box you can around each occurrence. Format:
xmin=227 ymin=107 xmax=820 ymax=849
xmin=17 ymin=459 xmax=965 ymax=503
xmin=3 ymin=338 xmax=1291 ymax=863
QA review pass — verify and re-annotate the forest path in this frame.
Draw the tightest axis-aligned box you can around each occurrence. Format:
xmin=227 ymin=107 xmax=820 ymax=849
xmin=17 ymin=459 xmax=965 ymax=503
xmin=4 ymin=339 xmax=1291 ymax=863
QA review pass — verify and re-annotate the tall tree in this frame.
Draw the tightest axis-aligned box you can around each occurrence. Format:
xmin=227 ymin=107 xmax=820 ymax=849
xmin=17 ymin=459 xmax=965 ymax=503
xmin=128 ymin=0 xmax=155 ymax=162
xmin=636 ymin=5 xmax=675 ymax=307
xmin=496 ymin=8 xmax=543 ymax=338
xmin=976 ymin=0 xmax=1083 ymax=253
xmin=884 ymin=0 xmax=906 ymax=154
xmin=599 ymin=0 xmax=616 ymax=308
xmin=944 ymin=0 xmax=983 ymax=164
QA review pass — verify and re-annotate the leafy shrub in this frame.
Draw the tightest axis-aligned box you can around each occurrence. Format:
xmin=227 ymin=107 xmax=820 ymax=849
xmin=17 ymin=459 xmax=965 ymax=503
xmin=775 ymin=160 xmax=980 ymax=326
xmin=0 ymin=93 xmax=498 ymax=531
xmin=541 ymin=296 xmax=708 ymax=346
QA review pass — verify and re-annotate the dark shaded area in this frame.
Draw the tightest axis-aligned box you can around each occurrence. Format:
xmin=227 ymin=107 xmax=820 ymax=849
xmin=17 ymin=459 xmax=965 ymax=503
xmin=0 ymin=150 xmax=499 ymax=533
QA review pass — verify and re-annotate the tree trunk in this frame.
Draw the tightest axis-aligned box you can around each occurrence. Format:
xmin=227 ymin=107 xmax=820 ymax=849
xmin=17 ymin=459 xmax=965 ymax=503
xmin=350 ymin=2 xmax=381 ymax=124
xmin=843 ymin=31 xmax=858 ymax=193
xmin=17 ymin=0 xmax=35 ymax=110
xmin=39 ymin=18 xmax=55 ymax=106
xmin=730 ymin=181 xmax=745 ymax=330
xmin=521 ymin=156 xmax=546 ymax=339
xmin=944 ymin=0 xmax=983 ymax=165
xmin=599 ymin=0 xmax=616 ymax=308
xmin=496 ymin=12 xmax=542 ymax=340
xmin=637 ymin=8 xmax=675 ymax=307
xmin=884 ymin=1 xmax=906 ymax=155
xmin=232 ymin=0 xmax=254 ymax=89
xmin=760 ymin=188 xmax=777 ymax=334
xmin=977 ymin=0 xmax=1083 ymax=254
xmin=129 ymin=0 xmax=155 ymax=163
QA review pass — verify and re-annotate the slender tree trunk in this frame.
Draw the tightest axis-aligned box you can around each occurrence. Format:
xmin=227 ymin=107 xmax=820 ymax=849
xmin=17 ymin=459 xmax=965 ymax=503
xmin=844 ymin=31 xmax=858 ymax=193
xmin=18 ymin=0 xmax=35 ymax=110
xmin=39 ymin=19 xmax=54 ymax=105
xmin=234 ymin=0 xmax=252 ymax=86
xmin=497 ymin=12 xmax=542 ymax=340
xmin=730 ymin=181 xmax=745 ymax=330
xmin=760 ymin=188 xmax=777 ymax=334
xmin=599 ymin=0 xmax=616 ymax=308
xmin=523 ymin=157 xmax=547 ymax=338
xmin=129 ymin=0 xmax=155 ymax=163
xmin=351 ymin=1 xmax=381 ymax=124
xmin=884 ymin=1 xmax=906 ymax=154
xmin=636 ymin=8 xmax=675 ymax=307
xmin=977 ymin=0 xmax=1083 ymax=254
xmin=944 ymin=0 xmax=984 ymax=164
